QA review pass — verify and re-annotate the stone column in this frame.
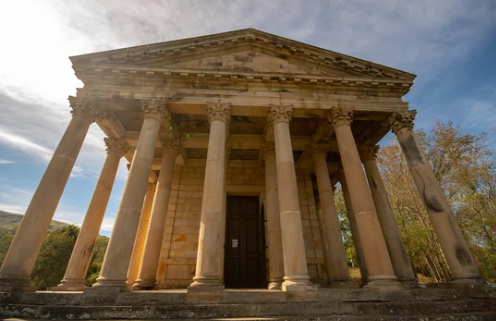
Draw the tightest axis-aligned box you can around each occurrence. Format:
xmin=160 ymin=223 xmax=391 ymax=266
xmin=0 ymin=97 xmax=99 ymax=292
xmin=127 ymin=183 xmax=156 ymax=286
xmin=218 ymin=142 xmax=230 ymax=283
xmin=386 ymin=109 xmax=481 ymax=282
xmin=311 ymin=144 xmax=353 ymax=286
xmin=189 ymin=102 xmax=230 ymax=291
xmin=56 ymin=137 xmax=129 ymax=291
xmin=328 ymin=106 xmax=398 ymax=287
xmin=264 ymin=142 xmax=285 ymax=290
xmin=134 ymin=139 xmax=180 ymax=290
xmin=339 ymin=171 xmax=368 ymax=284
xmin=270 ymin=104 xmax=313 ymax=292
xmin=359 ymin=145 xmax=417 ymax=284
xmin=91 ymin=99 xmax=169 ymax=292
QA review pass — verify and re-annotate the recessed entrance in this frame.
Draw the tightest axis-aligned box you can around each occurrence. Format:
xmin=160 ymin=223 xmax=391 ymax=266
xmin=224 ymin=196 xmax=266 ymax=288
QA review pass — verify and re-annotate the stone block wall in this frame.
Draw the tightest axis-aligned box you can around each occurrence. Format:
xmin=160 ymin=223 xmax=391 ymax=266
xmin=156 ymin=160 xmax=326 ymax=289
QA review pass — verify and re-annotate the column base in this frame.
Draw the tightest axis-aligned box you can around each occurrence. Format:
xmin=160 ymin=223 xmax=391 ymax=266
xmin=268 ymin=280 xmax=283 ymax=290
xmin=0 ymin=275 xmax=37 ymax=293
xmin=188 ymin=276 xmax=224 ymax=293
xmin=89 ymin=276 xmax=131 ymax=293
xmin=397 ymin=278 xmax=419 ymax=287
xmin=133 ymin=278 xmax=157 ymax=291
xmin=364 ymin=275 xmax=403 ymax=290
xmin=281 ymin=275 xmax=317 ymax=292
xmin=53 ymin=278 xmax=86 ymax=291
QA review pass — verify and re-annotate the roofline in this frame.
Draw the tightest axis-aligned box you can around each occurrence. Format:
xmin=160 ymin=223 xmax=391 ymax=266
xmin=70 ymin=28 xmax=416 ymax=79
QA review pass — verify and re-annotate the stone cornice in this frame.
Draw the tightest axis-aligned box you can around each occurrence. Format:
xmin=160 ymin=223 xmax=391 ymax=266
xmin=140 ymin=99 xmax=171 ymax=121
xmin=72 ymin=66 xmax=413 ymax=95
xmin=206 ymin=102 xmax=231 ymax=124
xmin=328 ymin=105 xmax=354 ymax=128
xmin=385 ymin=109 xmax=417 ymax=133
xmin=104 ymin=137 xmax=130 ymax=157
xmin=68 ymin=96 xmax=102 ymax=122
xmin=70 ymin=29 xmax=415 ymax=82
xmin=268 ymin=104 xmax=293 ymax=125
xmin=358 ymin=145 xmax=380 ymax=162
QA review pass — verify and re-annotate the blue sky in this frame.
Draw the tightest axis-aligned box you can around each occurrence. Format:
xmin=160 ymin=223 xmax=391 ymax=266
xmin=0 ymin=0 xmax=495 ymax=235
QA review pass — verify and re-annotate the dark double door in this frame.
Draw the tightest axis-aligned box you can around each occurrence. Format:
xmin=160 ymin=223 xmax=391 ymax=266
xmin=224 ymin=196 xmax=266 ymax=288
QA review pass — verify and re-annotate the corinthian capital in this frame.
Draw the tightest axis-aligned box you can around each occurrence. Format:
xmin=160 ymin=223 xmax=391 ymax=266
xmin=206 ymin=102 xmax=231 ymax=124
xmin=268 ymin=104 xmax=293 ymax=125
xmin=140 ymin=99 xmax=171 ymax=121
xmin=358 ymin=144 xmax=380 ymax=162
xmin=69 ymin=96 xmax=102 ymax=122
xmin=146 ymin=183 xmax=157 ymax=195
xmin=310 ymin=143 xmax=327 ymax=158
xmin=104 ymin=137 xmax=130 ymax=157
xmin=385 ymin=109 xmax=417 ymax=133
xmin=162 ymin=139 xmax=181 ymax=156
xmin=327 ymin=105 xmax=354 ymax=127
xmin=263 ymin=142 xmax=276 ymax=159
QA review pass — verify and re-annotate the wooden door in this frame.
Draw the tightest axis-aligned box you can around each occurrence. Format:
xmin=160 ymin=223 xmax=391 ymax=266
xmin=224 ymin=196 xmax=266 ymax=288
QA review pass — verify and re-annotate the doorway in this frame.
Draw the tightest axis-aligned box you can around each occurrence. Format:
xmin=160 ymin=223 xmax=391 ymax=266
xmin=224 ymin=196 xmax=267 ymax=288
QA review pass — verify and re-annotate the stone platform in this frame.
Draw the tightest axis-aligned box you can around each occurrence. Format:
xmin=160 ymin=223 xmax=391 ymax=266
xmin=0 ymin=286 xmax=495 ymax=320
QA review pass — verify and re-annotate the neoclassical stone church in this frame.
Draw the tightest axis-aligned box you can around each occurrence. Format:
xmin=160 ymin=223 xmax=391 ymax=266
xmin=0 ymin=29 xmax=493 ymax=320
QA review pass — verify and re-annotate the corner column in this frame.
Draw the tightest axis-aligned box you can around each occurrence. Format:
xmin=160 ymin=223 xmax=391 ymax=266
xmin=270 ymin=104 xmax=313 ymax=292
xmin=359 ymin=145 xmax=417 ymax=284
xmin=91 ymin=99 xmax=168 ymax=292
xmin=189 ymin=102 xmax=230 ymax=291
xmin=329 ymin=106 xmax=398 ymax=287
xmin=57 ymin=137 xmax=129 ymax=291
xmin=134 ymin=139 xmax=180 ymax=290
xmin=0 ymin=97 xmax=99 ymax=292
xmin=264 ymin=142 xmax=285 ymax=290
xmin=127 ymin=183 xmax=156 ymax=286
xmin=387 ymin=109 xmax=481 ymax=282
xmin=311 ymin=144 xmax=353 ymax=286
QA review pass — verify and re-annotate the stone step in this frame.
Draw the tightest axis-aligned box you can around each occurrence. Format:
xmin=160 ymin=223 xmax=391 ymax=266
xmin=5 ymin=312 xmax=496 ymax=321
xmin=1 ymin=299 xmax=494 ymax=320
xmin=0 ymin=288 xmax=468 ymax=306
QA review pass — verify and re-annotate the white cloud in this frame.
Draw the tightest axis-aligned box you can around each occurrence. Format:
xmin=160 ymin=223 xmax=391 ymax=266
xmin=0 ymin=159 xmax=15 ymax=165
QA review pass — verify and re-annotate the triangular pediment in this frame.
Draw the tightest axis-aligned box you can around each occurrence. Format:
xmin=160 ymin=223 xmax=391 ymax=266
xmin=70 ymin=29 xmax=416 ymax=82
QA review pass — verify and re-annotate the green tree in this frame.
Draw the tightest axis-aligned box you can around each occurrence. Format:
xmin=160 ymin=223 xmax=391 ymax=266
xmin=31 ymin=225 xmax=79 ymax=290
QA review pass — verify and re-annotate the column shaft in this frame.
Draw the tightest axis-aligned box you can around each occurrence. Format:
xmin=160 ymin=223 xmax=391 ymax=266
xmin=0 ymin=97 xmax=97 ymax=292
xmin=264 ymin=144 xmax=284 ymax=290
xmin=312 ymin=151 xmax=352 ymax=284
xmin=127 ymin=184 xmax=155 ymax=286
xmin=189 ymin=103 xmax=230 ymax=290
xmin=271 ymin=104 xmax=313 ymax=292
xmin=340 ymin=175 xmax=368 ymax=283
xmin=92 ymin=99 xmax=166 ymax=291
xmin=360 ymin=145 xmax=416 ymax=284
xmin=134 ymin=142 xmax=178 ymax=290
xmin=388 ymin=110 xmax=480 ymax=281
xmin=57 ymin=138 xmax=127 ymax=291
xmin=329 ymin=106 xmax=397 ymax=286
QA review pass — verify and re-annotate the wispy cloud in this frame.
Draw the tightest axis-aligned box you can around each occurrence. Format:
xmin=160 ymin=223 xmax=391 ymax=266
xmin=0 ymin=159 xmax=15 ymax=165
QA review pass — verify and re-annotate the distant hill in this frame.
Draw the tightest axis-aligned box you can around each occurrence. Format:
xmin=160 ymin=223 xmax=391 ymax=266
xmin=0 ymin=211 xmax=70 ymax=231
